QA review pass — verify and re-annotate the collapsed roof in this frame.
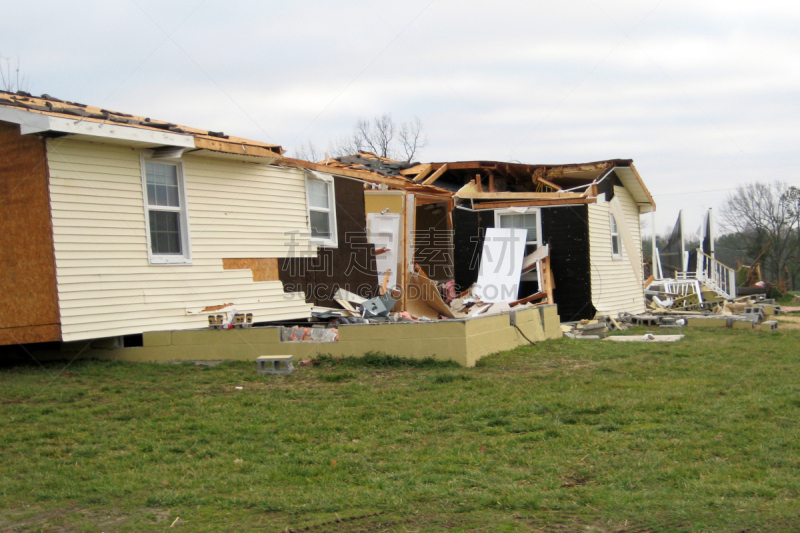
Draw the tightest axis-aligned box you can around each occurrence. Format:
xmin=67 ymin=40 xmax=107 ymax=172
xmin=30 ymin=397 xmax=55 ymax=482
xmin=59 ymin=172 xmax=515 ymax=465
xmin=0 ymin=91 xmax=654 ymax=208
xmin=321 ymin=153 xmax=656 ymax=213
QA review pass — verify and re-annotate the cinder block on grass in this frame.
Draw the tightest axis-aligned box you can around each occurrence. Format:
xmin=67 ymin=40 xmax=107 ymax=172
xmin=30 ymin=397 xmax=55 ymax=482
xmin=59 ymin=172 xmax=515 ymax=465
xmin=761 ymin=320 xmax=778 ymax=332
xmin=731 ymin=320 xmax=754 ymax=330
xmin=256 ymin=355 xmax=294 ymax=375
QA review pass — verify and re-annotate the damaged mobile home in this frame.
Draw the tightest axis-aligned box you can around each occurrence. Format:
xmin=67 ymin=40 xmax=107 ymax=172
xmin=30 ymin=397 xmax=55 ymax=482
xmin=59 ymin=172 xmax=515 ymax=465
xmin=0 ymin=91 xmax=653 ymax=365
xmin=324 ymin=153 xmax=656 ymax=320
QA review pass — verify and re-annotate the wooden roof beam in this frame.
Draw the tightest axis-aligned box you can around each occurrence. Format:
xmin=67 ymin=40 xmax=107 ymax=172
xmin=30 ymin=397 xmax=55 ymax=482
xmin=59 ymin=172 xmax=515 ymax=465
xmin=410 ymin=164 xmax=434 ymax=182
xmin=422 ymin=163 xmax=449 ymax=186
xmin=471 ymin=197 xmax=597 ymax=210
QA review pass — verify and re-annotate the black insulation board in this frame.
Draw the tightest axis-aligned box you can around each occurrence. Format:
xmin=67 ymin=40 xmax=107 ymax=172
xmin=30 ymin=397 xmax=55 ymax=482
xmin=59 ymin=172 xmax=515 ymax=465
xmin=452 ymin=208 xmax=494 ymax=292
xmin=541 ymin=205 xmax=594 ymax=321
xmin=279 ymin=176 xmax=378 ymax=306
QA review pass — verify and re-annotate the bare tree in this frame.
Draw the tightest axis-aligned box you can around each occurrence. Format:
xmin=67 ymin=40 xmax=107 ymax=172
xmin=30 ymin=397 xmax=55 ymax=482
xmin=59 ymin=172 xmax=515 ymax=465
xmin=399 ymin=117 xmax=426 ymax=162
xmin=721 ymin=181 xmax=797 ymax=286
xmin=325 ymin=114 xmax=426 ymax=162
xmin=1 ymin=56 xmax=29 ymax=93
xmin=292 ymin=140 xmax=323 ymax=162
xmin=781 ymin=185 xmax=800 ymax=289
xmin=327 ymin=130 xmax=364 ymax=158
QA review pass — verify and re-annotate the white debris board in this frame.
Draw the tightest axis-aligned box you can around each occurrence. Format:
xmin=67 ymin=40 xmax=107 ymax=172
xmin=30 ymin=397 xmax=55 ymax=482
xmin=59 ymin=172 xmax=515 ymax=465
xmin=366 ymin=213 xmax=401 ymax=291
xmin=475 ymin=227 xmax=528 ymax=303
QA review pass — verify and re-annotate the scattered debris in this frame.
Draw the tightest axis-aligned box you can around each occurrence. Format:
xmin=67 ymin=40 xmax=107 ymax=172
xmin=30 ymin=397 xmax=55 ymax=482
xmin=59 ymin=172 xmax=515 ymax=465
xmin=606 ymin=334 xmax=684 ymax=342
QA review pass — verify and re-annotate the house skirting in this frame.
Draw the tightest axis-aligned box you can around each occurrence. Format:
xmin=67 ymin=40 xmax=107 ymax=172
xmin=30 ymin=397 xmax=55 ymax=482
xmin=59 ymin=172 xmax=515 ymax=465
xmin=57 ymin=305 xmax=560 ymax=367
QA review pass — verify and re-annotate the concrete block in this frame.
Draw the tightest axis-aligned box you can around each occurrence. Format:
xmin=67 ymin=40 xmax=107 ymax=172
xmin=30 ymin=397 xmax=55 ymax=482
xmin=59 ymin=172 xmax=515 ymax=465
xmin=761 ymin=305 xmax=775 ymax=316
xmin=744 ymin=307 xmax=765 ymax=323
xmin=540 ymin=304 xmax=559 ymax=319
xmin=761 ymin=320 xmax=778 ymax=332
xmin=143 ymin=330 xmax=172 ymax=347
xmin=731 ymin=320 xmax=754 ymax=330
xmin=464 ymin=313 xmax=510 ymax=336
xmin=257 ymin=355 xmax=294 ymax=374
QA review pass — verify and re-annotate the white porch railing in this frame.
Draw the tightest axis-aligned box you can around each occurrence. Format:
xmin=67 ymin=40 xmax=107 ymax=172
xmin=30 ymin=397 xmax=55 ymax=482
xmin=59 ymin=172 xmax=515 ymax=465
xmin=693 ymin=249 xmax=737 ymax=300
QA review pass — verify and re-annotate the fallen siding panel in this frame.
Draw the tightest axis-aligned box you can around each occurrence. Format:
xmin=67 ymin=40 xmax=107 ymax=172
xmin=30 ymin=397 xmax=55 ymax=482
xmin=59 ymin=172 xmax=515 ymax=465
xmin=588 ymin=185 xmax=646 ymax=316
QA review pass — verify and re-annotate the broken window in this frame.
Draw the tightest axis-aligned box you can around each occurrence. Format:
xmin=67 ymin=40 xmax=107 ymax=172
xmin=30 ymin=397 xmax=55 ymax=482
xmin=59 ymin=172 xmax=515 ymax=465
xmin=610 ymin=213 xmax=622 ymax=259
xmin=494 ymin=208 xmax=541 ymax=254
xmin=142 ymin=159 xmax=191 ymax=264
xmin=305 ymin=171 xmax=337 ymax=248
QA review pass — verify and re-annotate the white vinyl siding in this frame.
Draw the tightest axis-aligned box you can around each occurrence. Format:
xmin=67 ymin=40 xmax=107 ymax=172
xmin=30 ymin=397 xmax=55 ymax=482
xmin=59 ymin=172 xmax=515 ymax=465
xmin=588 ymin=185 xmax=646 ymax=316
xmin=46 ymin=139 xmax=315 ymax=342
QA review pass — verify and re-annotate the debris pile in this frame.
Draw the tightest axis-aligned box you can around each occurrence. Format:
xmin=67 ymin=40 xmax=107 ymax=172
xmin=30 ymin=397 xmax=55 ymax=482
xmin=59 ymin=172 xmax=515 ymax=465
xmin=291 ymin=234 xmax=555 ymax=328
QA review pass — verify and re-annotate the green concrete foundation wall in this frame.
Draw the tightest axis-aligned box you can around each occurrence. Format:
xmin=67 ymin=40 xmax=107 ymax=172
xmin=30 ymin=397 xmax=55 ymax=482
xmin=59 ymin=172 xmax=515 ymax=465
xmin=50 ymin=304 xmax=562 ymax=368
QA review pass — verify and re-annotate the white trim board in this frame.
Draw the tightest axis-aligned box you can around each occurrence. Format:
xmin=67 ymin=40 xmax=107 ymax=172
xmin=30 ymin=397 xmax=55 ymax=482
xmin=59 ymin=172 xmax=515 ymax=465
xmin=0 ymin=106 xmax=194 ymax=148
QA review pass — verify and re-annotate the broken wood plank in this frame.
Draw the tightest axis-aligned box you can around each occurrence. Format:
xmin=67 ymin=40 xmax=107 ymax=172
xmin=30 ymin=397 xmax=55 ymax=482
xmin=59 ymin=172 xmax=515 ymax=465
xmin=457 ymin=190 xmax=585 ymax=200
xmin=380 ymin=269 xmax=391 ymax=296
xmin=510 ymin=291 xmax=547 ymax=307
xmin=643 ymin=275 xmax=655 ymax=289
xmin=421 ymin=163 xmax=448 ymax=186
xmin=472 ymin=198 xmax=596 ymax=209
xmin=410 ymin=164 xmax=434 ymax=182
xmin=400 ymin=164 xmax=430 ymax=176
xmin=537 ymin=177 xmax=562 ymax=191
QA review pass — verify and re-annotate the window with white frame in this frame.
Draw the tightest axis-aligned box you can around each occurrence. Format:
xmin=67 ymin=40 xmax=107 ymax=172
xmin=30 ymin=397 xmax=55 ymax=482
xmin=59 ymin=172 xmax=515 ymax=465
xmin=305 ymin=171 xmax=338 ymax=247
xmin=495 ymin=208 xmax=541 ymax=255
xmin=610 ymin=213 xmax=622 ymax=259
xmin=141 ymin=158 xmax=191 ymax=264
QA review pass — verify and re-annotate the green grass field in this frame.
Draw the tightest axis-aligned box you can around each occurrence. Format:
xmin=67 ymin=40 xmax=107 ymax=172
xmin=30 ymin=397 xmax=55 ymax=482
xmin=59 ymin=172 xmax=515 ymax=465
xmin=1 ymin=323 xmax=799 ymax=532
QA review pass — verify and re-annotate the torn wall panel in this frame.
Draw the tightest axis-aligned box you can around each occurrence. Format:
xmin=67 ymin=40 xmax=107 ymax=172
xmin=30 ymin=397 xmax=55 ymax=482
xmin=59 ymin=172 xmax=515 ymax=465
xmin=0 ymin=121 xmax=61 ymax=345
xmin=279 ymin=176 xmax=378 ymax=307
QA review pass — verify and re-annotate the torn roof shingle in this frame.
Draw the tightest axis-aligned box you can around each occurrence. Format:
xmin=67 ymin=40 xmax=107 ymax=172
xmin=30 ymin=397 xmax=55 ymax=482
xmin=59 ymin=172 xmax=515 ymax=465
xmin=0 ymin=90 xmax=283 ymax=155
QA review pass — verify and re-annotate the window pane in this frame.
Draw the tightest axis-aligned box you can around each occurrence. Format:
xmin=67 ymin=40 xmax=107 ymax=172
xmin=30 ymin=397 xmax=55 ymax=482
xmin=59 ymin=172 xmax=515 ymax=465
xmin=610 ymin=215 xmax=618 ymax=233
xmin=499 ymin=213 xmax=537 ymax=240
xmin=307 ymin=179 xmax=329 ymax=209
xmin=149 ymin=210 xmax=182 ymax=255
xmin=309 ymin=209 xmax=331 ymax=239
xmin=146 ymin=162 xmax=180 ymax=207
xmin=612 ymin=235 xmax=620 ymax=256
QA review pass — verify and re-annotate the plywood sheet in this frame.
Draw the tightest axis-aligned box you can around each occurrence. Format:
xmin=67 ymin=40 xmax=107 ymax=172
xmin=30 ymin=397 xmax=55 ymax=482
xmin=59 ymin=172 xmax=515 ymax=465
xmin=0 ymin=122 xmax=61 ymax=345
xmin=408 ymin=272 xmax=455 ymax=318
xmin=222 ymin=258 xmax=279 ymax=281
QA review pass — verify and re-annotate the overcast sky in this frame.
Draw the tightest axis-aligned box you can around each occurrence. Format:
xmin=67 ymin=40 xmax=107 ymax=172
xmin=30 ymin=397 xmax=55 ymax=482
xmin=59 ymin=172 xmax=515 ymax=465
xmin=3 ymin=0 xmax=799 ymax=237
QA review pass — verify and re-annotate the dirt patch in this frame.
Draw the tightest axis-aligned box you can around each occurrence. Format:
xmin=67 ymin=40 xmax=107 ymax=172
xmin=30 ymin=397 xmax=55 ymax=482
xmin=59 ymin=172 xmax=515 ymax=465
xmin=776 ymin=315 xmax=800 ymax=330
xmin=0 ymin=506 xmax=171 ymax=532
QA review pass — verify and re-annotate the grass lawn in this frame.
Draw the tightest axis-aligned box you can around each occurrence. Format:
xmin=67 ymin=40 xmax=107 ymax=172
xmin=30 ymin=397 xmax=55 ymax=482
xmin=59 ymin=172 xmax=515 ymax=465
xmin=1 ymin=324 xmax=799 ymax=532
